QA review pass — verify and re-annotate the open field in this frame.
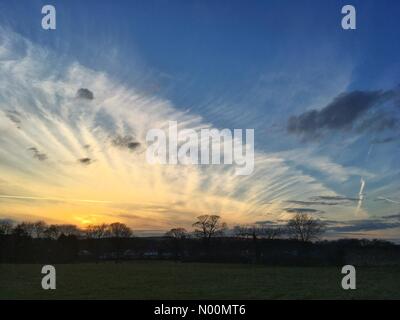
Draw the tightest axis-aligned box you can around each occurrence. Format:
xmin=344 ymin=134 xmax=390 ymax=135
xmin=0 ymin=262 xmax=399 ymax=299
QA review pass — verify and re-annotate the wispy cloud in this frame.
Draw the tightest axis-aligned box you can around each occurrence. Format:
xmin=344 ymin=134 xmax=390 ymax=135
xmin=0 ymin=28 xmax=344 ymax=228
xmin=0 ymin=194 xmax=112 ymax=204
xmin=0 ymin=28 xmax=396 ymax=235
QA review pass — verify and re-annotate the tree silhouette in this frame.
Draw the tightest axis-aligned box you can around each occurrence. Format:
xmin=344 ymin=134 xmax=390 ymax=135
xmin=233 ymin=224 xmax=282 ymax=240
xmin=108 ymin=222 xmax=132 ymax=238
xmin=165 ymin=228 xmax=188 ymax=260
xmin=165 ymin=228 xmax=188 ymax=239
xmin=193 ymin=215 xmax=227 ymax=257
xmin=193 ymin=215 xmax=227 ymax=240
xmin=85 ymin=224 xmax=110 ymax=239
xmin=108 ymin=222 xmax=132 ymax=262
xmin=15 ymin=221 xmax=47 ymax=238
xmin=286 ymin=213 xmax=325 ymax=242
xmin=0 ymin=220 xmax=14 ymax=235
xmin=41 ymin=224 xmax=82 ymax=240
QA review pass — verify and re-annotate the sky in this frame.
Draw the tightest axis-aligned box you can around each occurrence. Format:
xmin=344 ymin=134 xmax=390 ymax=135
xmin=0 ymin=0 xmax=399 ymax=240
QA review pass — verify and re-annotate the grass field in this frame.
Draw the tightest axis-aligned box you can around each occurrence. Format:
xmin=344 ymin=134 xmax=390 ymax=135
xmin=0 ymin=261 xmax=399 ymax=299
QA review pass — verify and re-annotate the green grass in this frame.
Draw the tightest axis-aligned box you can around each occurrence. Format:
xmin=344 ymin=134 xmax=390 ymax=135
xmin=0 ymin=261 xmax=399 ymax=299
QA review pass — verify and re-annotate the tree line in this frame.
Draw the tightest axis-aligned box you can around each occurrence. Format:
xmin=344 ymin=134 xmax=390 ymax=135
xmin=0 ymin=220 xmax=132 ymax=239
xmin=0 ymin=212 xmax=325 ymax=242
xmin=1 ymin=213 xmax=398 ymax=266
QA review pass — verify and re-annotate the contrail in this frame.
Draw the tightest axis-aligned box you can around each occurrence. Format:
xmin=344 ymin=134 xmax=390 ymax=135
xmin=356 ymin=177 xmax=366 ymax=215
xmin=366 ymin=144 xmax=374 ymax=161
xmin=355 ymin=144 xmax=374 ymax=216
xmin=0 ymin=195 xmax=112 ymax=204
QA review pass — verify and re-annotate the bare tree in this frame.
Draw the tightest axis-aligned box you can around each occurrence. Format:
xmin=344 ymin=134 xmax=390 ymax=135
xmin=108 ymin=222 xmax=132 ymax=238
xmin=32 ymin=221 xmax=48 ymax=238
xmin=286 ymin=213 xmax=325 ymax=242
xmin=85 ymin=224 xmax=110 ymax=239
xmin=107 ymin=222 xmax=132 ymax=262
xmin=165 ymin=228 xmax=188 ymax=239
xmin=43 ymin=224 xmax=60 ymax=239
xmin=57 ymin=224 xmax=82 ymax=237
xmin=165 ymin=228 xmax=188 ymax=260
xmin=0 ymin=219 xmax=14 ymax=235
xmin=233 ymin=224 xmax=282 ymax=240
xmin=44 ymin=224 xmax=82 ymax=239
xmin=16 ymin=221 xmax=48 ymax=238
xmin=256 ymin=224 xmax=282 ymax=240
xmin=193 ymin=215 xmax=227 ymax=240
xmin=12 ymin=224 xmax=29 ymax=237
xmin=233 ymin=223 xmax=282 ymax=263
xmin=233 ymin=225 xmax=249 ymax=238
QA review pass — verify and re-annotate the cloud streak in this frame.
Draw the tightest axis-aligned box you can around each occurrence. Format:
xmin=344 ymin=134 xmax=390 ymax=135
xmin=0 ymin=194 xmax=112 ymax=204
xmin=284 ymin=207 xmax=324 ymax=214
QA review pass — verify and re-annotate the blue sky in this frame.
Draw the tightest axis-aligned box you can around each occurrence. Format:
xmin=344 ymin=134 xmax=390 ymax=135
xmin=0 ymin=0 xmax=399 ymax=240
xmin=3 ymin=0 xmax=399 ymax=135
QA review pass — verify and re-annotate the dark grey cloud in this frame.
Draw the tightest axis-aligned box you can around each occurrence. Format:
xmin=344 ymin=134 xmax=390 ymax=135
xmin=287 ymin=200 xmax=340 ymax=206
xmin=284 ymin=207 xmax=324 ymax=214
xmin=28 ymin=147 xmax=47 ymax=161
xmin=76 ymin=88 xmax=94 ymax=100
xmin=311 ymin=195 xmax=359 ymax=202
xmin=326 ymin=219 xmax=400 ymax=233
xmin=254 ymin=220 xmax=288 ymax=228
xmin=252 ymin=217 xmax=400 ymax=234
xmin=381 ymin=213 xmax=400 ymax=220
xmin=287 ymin=89 xmax=396 ymax=138
xmin=254 ymin=221 xmax=280 ymax=226
xmin=111 ymin=135 xmax=141 ymax=151
xmin=6 ymin=110 xmax=21 ymax=125
xmin=287 ymin=196 xmax=358 ymax=207
xmin=112 ymin=213 xmax=147 ymax=221
xmin=251 ymin=217 xmax=400 ymax=237
xmin=78 ymin=157 xmax=94 ymax=165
